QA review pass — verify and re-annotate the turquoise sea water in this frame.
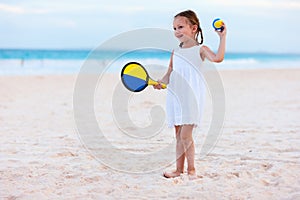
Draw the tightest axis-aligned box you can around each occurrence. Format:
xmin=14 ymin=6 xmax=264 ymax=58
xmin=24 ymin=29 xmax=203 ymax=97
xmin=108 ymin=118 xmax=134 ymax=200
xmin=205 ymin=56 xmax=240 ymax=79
xmin=0 ymin=49 xmax=300 ymax=75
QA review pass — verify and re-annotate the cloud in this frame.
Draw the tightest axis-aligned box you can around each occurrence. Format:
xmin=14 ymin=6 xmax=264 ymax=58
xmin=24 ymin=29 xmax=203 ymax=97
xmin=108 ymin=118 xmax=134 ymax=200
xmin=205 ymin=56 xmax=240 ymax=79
xmin=101 ymin=5 xmax=145 ymax=14
xmin=206 ymin=0 xmax=300 ymax=10
xmin=0 ymin=3 xmax=50 ymax=14
xmin=0 ymin=3 xmax=25 ymax=14
xmin=0 ymin=1 xmax=148 ymax=16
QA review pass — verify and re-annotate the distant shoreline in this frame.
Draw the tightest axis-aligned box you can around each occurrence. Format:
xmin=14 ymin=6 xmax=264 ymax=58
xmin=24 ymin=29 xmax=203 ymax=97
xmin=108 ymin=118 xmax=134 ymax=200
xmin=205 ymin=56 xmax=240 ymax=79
xmin=1 ymin=48 xmax=300 ymax=60
xmin=0 ymin=49 xmax=300 ymax=75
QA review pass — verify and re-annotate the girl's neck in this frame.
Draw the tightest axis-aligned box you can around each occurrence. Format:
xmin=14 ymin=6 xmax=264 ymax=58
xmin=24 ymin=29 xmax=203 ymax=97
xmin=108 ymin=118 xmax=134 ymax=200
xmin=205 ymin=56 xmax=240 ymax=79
xmin=180 ymin=39 xmax=199 ymax=48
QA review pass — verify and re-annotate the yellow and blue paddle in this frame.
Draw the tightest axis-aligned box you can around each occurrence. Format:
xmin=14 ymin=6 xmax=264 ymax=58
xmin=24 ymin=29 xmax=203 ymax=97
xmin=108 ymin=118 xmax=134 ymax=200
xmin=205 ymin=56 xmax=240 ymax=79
xmin=121 ymin=62 xmax=167 ymax=92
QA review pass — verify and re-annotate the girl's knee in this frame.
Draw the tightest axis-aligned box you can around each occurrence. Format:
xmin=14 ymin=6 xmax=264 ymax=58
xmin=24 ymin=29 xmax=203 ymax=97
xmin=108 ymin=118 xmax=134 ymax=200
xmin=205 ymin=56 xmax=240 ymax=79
xmin=176 ymin=125 xmax=194 ymax=143
xmin=180 ymin=133 xmax=192 ymax=141
xmin=180 ymin=134 xmax=194 ymax=147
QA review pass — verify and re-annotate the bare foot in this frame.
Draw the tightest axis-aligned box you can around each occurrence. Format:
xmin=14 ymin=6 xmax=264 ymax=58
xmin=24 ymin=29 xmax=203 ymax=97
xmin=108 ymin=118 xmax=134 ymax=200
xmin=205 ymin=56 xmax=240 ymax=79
xmin=163 ymin=171 xmax=182 ymax=178
xmin=188 ymin=170 xmax=197 ymax=180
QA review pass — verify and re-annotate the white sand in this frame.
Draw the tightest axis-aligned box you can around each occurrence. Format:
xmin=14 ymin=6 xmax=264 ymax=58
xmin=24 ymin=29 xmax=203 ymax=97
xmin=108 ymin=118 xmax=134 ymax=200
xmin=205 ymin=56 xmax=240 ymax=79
xmin=0 ymin=69 xmax=299 ymax=199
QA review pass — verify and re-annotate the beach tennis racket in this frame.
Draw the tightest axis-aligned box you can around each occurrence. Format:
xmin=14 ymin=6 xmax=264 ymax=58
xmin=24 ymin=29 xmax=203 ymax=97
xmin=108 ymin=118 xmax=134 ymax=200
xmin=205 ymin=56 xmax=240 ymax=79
xmin=121 ymin=62 xmax=167 ymax=92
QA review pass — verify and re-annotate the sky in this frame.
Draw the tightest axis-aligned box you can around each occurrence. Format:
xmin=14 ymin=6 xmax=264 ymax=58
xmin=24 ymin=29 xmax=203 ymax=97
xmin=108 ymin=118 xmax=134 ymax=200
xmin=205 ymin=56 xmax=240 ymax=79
xmin=1 ymin=0 xmax=300 ymax=53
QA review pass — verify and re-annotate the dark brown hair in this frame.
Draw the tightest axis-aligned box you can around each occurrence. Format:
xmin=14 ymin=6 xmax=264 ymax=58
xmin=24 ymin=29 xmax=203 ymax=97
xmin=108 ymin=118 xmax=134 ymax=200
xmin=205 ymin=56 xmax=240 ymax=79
xmin=174 ymin=10 xmax=203 ymax=45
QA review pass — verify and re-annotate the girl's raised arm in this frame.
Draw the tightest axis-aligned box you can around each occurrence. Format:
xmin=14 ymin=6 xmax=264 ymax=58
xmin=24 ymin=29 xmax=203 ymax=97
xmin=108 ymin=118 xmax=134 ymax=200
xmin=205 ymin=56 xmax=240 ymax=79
xmin=200 ymin=23 xmax=227 ymax=63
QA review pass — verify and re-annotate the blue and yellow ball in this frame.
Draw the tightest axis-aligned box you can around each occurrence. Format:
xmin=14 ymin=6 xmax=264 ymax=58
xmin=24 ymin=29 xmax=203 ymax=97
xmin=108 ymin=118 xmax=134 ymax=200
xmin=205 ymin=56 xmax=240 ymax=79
xmin=212 ymin=18 xmax=224 ymax=31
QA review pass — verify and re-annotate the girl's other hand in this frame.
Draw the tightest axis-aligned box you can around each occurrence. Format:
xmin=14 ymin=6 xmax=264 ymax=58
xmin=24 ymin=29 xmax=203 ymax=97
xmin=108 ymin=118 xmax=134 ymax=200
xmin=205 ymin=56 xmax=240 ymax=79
xmin=216 ymin=22 xmax=227 ymax=37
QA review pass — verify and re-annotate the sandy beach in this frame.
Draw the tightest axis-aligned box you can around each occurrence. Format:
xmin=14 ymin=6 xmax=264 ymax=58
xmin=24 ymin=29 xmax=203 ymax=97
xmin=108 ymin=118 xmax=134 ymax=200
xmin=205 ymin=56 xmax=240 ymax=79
xmin=1 ymin=68 xmax=299 ymax=199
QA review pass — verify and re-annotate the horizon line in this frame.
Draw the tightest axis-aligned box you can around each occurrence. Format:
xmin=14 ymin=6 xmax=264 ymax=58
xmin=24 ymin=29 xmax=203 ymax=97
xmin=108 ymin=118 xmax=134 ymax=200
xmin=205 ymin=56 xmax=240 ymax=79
xmin=0 ymin=48 xmax=300 ymax=55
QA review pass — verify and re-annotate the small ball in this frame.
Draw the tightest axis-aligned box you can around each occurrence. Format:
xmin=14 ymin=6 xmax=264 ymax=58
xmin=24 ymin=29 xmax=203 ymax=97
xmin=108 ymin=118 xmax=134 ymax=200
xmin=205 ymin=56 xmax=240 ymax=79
xmin=212 ymin=18 xmax=224 ymax=31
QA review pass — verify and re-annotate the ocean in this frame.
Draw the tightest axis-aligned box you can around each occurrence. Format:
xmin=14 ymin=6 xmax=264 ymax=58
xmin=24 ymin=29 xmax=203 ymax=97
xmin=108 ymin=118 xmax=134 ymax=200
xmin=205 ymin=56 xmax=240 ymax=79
xmin=0 ymin=49 xmax=300 ymax=75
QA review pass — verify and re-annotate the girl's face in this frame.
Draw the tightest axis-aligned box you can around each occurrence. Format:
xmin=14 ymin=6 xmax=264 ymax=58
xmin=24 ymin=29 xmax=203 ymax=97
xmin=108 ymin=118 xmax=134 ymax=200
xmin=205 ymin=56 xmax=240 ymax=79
xmin=173 ymin=16 xmax=197 ymax=43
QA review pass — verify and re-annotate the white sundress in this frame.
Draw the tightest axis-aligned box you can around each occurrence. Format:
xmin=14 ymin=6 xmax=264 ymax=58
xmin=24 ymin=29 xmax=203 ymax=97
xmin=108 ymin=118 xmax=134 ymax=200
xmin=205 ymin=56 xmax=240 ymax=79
xmin=166 ymin=45 xmax=206 ymax=127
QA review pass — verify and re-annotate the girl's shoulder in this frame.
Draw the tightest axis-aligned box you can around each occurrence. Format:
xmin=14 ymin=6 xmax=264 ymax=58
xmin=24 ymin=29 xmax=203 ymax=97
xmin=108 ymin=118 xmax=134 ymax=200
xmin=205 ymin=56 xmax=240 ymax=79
xmin=200 ymin=45 xmax=209 ymax=52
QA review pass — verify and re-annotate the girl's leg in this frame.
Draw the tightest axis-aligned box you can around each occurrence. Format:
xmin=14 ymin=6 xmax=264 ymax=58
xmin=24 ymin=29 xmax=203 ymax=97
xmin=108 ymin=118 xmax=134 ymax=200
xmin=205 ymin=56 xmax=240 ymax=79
xmin=180 ymin=125 xmax=196 ymax=178
xmin=175 ymin=126 xmax=185 ymax=173
xmin=163 ymin=126 xmax=185 ymax=178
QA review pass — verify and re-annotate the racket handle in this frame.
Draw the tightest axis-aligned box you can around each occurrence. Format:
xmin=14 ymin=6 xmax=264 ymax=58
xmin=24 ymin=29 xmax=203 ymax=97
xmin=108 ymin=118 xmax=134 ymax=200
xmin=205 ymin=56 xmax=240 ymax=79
xmin=148 ymin=78 xmax=167 ymax=89
xmin=160 ymin=83 xmax=167 ymax=89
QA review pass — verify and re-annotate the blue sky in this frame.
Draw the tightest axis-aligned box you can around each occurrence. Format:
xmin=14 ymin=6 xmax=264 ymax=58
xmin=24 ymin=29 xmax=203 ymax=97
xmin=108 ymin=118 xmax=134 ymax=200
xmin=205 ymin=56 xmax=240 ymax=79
xmin=1 ymin=0 xmax=300 ymax=53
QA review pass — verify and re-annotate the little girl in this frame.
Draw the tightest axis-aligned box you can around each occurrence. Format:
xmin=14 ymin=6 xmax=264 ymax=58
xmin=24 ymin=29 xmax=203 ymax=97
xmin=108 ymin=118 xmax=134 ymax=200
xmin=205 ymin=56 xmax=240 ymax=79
xmin=154 ymin=10 xmax=226 ymax=179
